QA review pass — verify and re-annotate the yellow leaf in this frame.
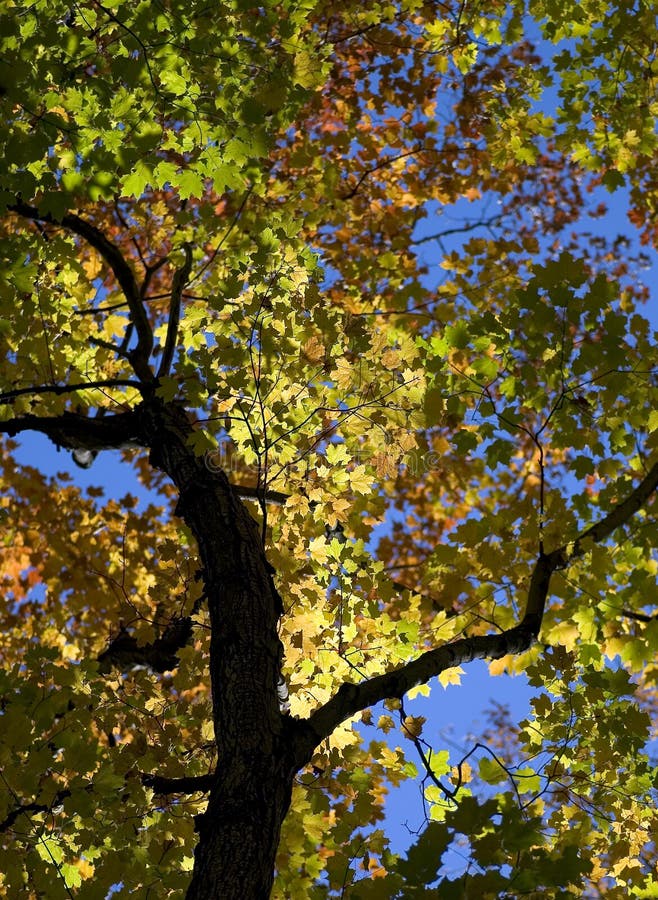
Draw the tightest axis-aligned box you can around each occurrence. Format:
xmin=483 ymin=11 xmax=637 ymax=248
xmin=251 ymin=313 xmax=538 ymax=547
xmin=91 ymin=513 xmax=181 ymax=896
xmin=76 ymin=859 xmax=95 ymax=879
xmin=377 ymin=714 xmax=395 ymax=733
xmin=332 ymin=358 xmax=354 ymax=389
xmin=348 ymin=465 xmax=373 ymax=495
xmin=328 ymin=723 xmax=359 ymax=750
xmin=453 ymin=760 xmax=472 ymax=784
xmin=381 ymin=348 xmax=401 ymax=369
xmin=488 ymin=656 xmax=513 ymax=676
xmin=372 ymin=451 xmax=399 ymax=478
xmin=308 ymin=536 xmax=329 ymax=564
xmin=545 ymin=620 xmax=579 ymax=651
xmin=302 ymin=335 xmax=325 ymax=363
xmin=401 ymin=715 xmax=426 ymax=738
xmin=325 ymin=443 xmax=350 ymax=466
xmin=103 ymin=313 xmax=129 ymax=338
xmin=438 ymin=665 xmax=465 ymax=688
xmin=368 ymin=858 xmax=387 ymax=878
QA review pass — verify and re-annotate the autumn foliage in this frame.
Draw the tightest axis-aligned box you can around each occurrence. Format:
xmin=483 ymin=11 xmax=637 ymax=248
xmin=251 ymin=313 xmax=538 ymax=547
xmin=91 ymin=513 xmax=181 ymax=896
xmin=1 ymin=1 xmax=658 ymax=897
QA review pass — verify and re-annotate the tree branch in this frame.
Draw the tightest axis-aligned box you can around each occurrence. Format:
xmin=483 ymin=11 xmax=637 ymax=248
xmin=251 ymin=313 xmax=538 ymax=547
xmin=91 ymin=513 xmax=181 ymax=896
xmin=295 ymin=623 xmax=536 ymax=767
xmin=158 ymin=243 xmax=193 ymax=378
xmin=339 ymin=147 xmax=430 ymax=200
xmin=0 ymin=770 xmax=213 ymax=833
xmin=621 ymin=609 xmax=657 ymax=622
xmin=0 ymin=407 xmax=145 ymax=452
xmin=9 ymin=202 xmax=155 ymax=382
xmin=391 ymin=579 xmax=459 ymax=616
xmin=98 ymin=617 xmax=194 ymax=674
xmin=88 ymin=336 xmax=133 ymax=361
xmin=411 ymin=214 xmax=504 ymax=245
xmin=0 ymin=378 xmax=142 ymax=406
xmin=552 ymin=459 xmax=658 ymax=567
xmin=0 ymin=790 xmax=71 ymax=833
xmin=141 ymin=772 xmax=215 ymax=794
xmin=291 ymin=458 xmax=658 ymax=765
xmin=231 ymin=484 xmax=289 ymax=505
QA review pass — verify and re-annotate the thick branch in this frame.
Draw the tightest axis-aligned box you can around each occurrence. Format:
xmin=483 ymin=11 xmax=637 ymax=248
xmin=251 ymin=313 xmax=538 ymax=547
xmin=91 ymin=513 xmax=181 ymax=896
xmin=141 ymin=773 xmax=215 ymax=795
xmin=0 ymin=408 xmax=145 ymax=452
xmin=292 ymin=458 xmax=658 ymax=764
xmin=231 ymin=484 xmax=289 ymax=505
xmin=0 ymin=378 xmax=142 ymax=406
xmin=9 ymin=202 xmax=155 ymax=382
xmin=293 ymin=624 xmax=535 ymax=768
xmin=158 ymin=243 xmax=193 ymax=378
xmin=98 ymin=617 xmax=194 ymax=674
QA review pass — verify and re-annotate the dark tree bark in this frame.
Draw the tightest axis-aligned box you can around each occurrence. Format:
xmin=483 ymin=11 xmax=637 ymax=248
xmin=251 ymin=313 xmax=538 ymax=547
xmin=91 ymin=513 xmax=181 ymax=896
xmin=139 ymin=398 xmax=295 ymax=899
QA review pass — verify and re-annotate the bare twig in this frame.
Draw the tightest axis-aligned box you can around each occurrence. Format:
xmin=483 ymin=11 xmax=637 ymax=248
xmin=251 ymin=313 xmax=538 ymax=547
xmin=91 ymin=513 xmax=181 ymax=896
xmin=411 ymin=214 xmax=504 ymax=245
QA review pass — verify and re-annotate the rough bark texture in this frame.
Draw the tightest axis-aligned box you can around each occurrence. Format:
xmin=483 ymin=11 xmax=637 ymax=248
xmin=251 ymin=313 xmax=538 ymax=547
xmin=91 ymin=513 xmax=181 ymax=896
xmin=140 ymin=399 xmax=294 ymax=899
xmin=187 ymin=767 xmax=294 ymax=899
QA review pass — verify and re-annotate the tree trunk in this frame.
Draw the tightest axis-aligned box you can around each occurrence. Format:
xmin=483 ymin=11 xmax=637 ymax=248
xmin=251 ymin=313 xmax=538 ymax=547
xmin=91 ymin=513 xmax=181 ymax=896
xmin=186 ymin=765 xmax=293 ymax=899
xmin=142 ymin=399 xmax=292 ymax=899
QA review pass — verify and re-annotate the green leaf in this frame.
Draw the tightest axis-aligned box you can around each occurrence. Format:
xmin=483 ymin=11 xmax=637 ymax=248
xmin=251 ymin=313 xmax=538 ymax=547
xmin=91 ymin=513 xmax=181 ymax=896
xmin=479 ymin=756 xmax=505 ymax=785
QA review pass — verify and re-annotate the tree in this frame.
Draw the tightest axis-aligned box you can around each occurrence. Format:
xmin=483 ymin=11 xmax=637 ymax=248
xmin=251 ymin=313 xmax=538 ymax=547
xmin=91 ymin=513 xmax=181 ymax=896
xmin=0 ymin=0 xmax=657 ymax=896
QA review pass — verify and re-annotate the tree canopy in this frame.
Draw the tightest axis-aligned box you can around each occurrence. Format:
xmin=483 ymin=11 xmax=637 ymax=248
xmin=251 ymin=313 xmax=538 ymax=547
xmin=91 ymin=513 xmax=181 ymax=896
xmin=1 ymin=0 xmax=658 ymax=897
